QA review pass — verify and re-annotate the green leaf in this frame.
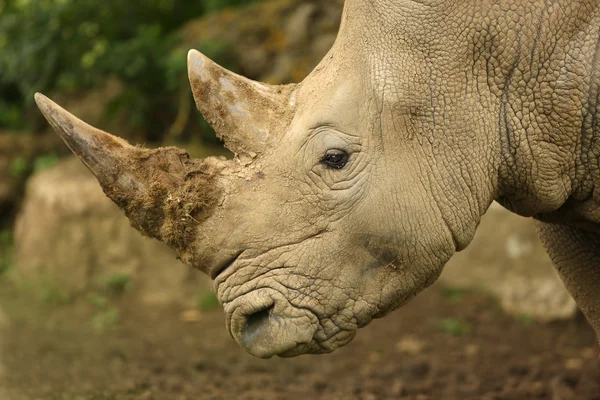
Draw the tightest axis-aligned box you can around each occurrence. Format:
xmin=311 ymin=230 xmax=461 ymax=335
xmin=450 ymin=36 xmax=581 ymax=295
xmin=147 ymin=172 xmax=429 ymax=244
xmin=0 ymin=0 xmax=258 ymax=135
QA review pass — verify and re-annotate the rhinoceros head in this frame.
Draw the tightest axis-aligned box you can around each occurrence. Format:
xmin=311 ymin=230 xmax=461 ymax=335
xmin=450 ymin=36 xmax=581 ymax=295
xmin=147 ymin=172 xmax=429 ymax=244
xmin=36 ymin=0 xmax=495 ymax=358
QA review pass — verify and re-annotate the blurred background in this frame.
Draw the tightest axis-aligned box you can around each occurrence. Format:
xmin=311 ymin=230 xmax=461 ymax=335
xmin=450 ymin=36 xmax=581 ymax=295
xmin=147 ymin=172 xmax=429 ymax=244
xmin=0 ymin=1 xmax=598 ymax=399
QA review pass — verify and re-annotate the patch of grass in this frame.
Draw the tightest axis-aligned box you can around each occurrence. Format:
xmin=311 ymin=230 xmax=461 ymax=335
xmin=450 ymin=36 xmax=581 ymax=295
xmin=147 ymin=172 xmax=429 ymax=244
xmin=516 ymin=312 xmax=534 ymax=326
xmin=92 ymin=307 xmax=120 ymax=334
xmin=87 ymin=292 xmax=109 ymax=308
xmin=0 ymin=230 xmax=13 ymax=277
xmin=196 ymin=292 xmax=220 ymax=311
xmin=104 ymin=273 xmax=132 ymax=295
xmin=441 ymin=287 xmax=468 ymax=303
xmin=0 ymin=254 xmax=10 ymax=276
xmin=439 ymin=318 xmax=472 ymax=337
xmin=204 ymin=0 xmax=259 ymax=12
xmin=33 ymin=153 xmax=60 ymax=171
xmin=0 ymin=254 xmax=11 ymax=276
xmin=0 ymin=230 xmax=12 ymax=248
xmin=88 ymin=290 xmax=120 ymax=334
xmin=9 ymin=157 xmax=29 ymax=177
xmin=40 ymin=281 xmax=72 ymax=306
xmin=71 ymin=395 xmax=117 ymax=400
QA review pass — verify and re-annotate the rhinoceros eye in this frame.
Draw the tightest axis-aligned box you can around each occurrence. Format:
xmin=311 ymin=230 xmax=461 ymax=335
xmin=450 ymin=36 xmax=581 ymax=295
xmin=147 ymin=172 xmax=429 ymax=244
xmin=321 ymin=149 xmax=349 ymax=170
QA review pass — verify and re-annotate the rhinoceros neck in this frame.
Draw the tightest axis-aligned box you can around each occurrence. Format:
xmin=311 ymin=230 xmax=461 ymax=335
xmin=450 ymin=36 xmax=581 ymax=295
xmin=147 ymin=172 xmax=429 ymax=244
xmin=475 ymin=1 xmax=600 ymax=225
xmin=337 ymin=0 xmax=600 ymax=229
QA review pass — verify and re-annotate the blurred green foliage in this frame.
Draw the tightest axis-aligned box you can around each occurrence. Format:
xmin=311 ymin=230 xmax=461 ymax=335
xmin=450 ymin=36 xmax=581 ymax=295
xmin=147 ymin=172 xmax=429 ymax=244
xmin=0 ymin=229 xmax=12 ymax=248
xmin=441 ymin=286 xmax=468 ymax=303
xmin=196 ymin=291 xmax=220 ymax=311
xmin=0 ymin=255 xmax=10 ymax=276
xmin=439 ymin=318 xmax=472 ymax=337
xmin=516 ymin=312 xmax=534 ymax=325
xmin=39 ymin=280 xmax=72 ymax=305
xmin=88 ymin=288 xmax=120 ymax=334
xmin=9 ymin=157 xmax=28 ymax=177
xmin=0 ymin=229 xmax=12 ymax=276
xmin=103 ymin=272 xmax=132 ymax=295
xmin=87 ymin=292 xmax=109 ymax=308
xmin=92 ymin=307 xmax=120 ymax=334
xmin=33 ymin=153 xmax=60 ymax=171
xmin=0 ymin=0 xmax=256 ymax=141
xmin=204 ymin=0 xmax=250 ymax=12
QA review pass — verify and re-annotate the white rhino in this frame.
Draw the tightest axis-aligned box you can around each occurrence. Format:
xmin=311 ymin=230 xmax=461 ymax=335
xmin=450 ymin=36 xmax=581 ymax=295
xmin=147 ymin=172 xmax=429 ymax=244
xmin=35 ymin=0 xmax=600 ymax=358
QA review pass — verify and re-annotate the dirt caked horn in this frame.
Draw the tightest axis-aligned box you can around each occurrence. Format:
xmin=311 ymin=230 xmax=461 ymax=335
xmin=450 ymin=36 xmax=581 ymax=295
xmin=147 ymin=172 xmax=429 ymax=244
xmin=34 ymin=93 xmax=223 ymax=255
xmin=187 ymin=49 xmax=297 ymax=158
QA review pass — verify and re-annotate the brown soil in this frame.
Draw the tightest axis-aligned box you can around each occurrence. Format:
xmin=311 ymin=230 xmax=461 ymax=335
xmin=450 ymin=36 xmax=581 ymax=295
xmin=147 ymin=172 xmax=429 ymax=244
xmin=1 ymin=282 xmax=599 ymax=400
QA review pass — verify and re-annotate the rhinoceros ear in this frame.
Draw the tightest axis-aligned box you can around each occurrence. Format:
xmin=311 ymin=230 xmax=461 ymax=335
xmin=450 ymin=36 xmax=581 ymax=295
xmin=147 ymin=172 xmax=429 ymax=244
xmin=34 ymin=93 xmax=223 ymax=252
xmin=188 ymin=49 xmax=297 ymax=158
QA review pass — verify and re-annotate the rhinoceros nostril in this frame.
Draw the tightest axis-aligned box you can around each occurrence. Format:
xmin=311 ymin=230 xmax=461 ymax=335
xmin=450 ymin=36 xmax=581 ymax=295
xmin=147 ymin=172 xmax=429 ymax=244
xmin=242 ymin=305 xmax=274 ymax=346
xmin=230 ymin=294 xmax=320 ymax=358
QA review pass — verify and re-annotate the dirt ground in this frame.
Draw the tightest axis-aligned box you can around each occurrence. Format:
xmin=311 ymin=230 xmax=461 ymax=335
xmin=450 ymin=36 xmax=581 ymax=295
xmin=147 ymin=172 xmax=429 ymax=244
xmin=1 ymin=281 xmax=599 ymax=400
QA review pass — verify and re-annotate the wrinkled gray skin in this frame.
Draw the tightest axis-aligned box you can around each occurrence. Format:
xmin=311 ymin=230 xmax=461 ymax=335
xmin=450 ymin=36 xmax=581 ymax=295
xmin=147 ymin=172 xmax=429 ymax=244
xmin=35 ymin=0 xmax=600 ymax=358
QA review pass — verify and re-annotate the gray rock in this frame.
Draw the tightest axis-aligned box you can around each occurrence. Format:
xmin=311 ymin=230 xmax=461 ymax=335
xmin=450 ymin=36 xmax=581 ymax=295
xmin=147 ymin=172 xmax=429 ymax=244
xmin=285 ymin=3 xmax=318 ymax=46
xmin=441 ymin=202 xmax=577 ymax=321
xmin=0 ymin=306 xmax=8 ymax=398
xmin=12 ymin=157 xmax=211 ymax=305
xmin=0 ymin=132 xmax=55 ymax=214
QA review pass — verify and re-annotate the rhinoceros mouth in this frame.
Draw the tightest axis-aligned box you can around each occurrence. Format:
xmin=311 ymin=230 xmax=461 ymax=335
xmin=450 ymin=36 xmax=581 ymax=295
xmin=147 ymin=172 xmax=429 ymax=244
xmin=209 ymin=250 xmax=245 ymax=280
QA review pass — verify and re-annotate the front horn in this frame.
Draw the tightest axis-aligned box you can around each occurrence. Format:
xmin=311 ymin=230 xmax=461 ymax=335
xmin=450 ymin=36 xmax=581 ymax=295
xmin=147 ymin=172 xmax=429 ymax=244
xmin=34 ymin=93 xmax=225 ymax=255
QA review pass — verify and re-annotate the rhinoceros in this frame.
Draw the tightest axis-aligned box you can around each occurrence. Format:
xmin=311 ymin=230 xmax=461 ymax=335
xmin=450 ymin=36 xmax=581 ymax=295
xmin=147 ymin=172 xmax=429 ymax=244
xmin=35 ymin=0 xmax=600 ymax=358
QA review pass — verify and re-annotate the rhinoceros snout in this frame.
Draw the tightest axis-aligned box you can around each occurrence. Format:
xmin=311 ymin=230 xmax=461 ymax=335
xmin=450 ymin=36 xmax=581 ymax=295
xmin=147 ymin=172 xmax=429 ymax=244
xmin=226 ymin=288 xmax=319 ymax=358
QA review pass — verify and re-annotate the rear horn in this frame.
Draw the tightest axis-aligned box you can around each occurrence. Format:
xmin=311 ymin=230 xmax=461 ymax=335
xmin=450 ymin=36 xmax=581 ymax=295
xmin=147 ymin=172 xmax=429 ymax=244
xmin=187 ymin=49 xmax=297 ymax=158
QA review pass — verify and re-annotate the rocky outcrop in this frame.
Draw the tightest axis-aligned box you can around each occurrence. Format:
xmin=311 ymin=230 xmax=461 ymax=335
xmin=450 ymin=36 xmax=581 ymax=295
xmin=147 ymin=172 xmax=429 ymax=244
xmin=12 ymin=157 xmax=210 ymax=305
xmin=179 ymin=0 xmax=344 ymax=84
xmin=441 ymin=202 xmax=577 ymax=321
xmin=0 ymin=132 xmax=56 ymax=220
xmin=0 ymin=300 xmax=10 ymax=400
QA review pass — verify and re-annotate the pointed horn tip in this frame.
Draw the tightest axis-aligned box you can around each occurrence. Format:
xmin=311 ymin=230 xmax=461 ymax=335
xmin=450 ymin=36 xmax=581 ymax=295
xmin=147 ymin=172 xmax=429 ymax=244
xmin=187 ymin=49 xmax=207 ymax=73
xmin=33 ymin=92 xmax=75 ymax=131
xmin=34 ymin=92 xmax=56 ymax=115
xmin=33 ymin=92 xmax=71 ymax=135
xmin=33 ymin=93 xmax=81 ymax=140
xmin=187 ymin=49 xmax=201 ymax=62
xmin=34 ymin=92 xmax=129 ymax=153
xmin=33 ymin=92 xmax=45 ymax=105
